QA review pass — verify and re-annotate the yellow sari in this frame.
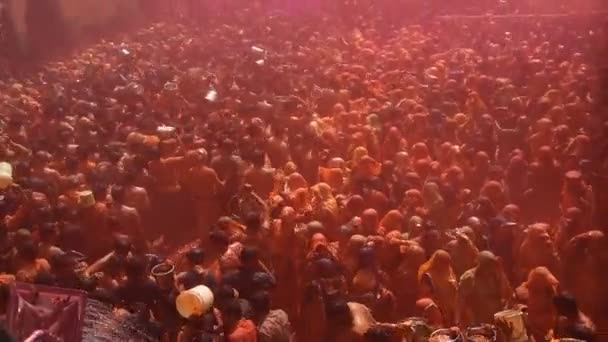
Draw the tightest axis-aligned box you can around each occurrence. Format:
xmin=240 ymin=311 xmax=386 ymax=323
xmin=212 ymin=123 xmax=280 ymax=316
xmin=418 ymin=250 xmax=458 ymax=326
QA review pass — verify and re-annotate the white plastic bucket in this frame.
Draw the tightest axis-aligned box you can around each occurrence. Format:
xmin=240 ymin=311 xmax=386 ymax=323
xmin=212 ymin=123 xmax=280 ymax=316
xmin=175 ymin=285 xmax=214 ymax=318
xmin=0 ymin=162 xmax=13 ymax=190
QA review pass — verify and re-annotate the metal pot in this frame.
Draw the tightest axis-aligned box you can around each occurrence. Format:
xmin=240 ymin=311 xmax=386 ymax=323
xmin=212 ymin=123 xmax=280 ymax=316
xmin=465 ymin=325 xmax=497 ymax=342
xmin=403 ymin=317 xmax=432 ymax=342
xmin=429 ymin=328 xmax=464 ymax=342
xmin=151 ymin=262 xmax=175 ymax=290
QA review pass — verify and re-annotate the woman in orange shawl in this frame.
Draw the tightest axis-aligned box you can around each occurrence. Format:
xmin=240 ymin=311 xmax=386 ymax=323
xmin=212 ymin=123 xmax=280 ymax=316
xmin=378 ymin=210 xmax=404 ymax=236
xmin=516 ymin=267 xmax=559 ymax=341
xmin=418 ymin=249 xmax=458 ymax=326
xmin=311 ymin=183 xmax=338 ymax=216
xmin=286 ymin=172 xmax=308 ymax=193
xmin=350 ymin=146 xmax=370 ymax=168
xmin=517 ymin=223 xmax=560 ymax=283
xmin=401 ymin=189 xmax=425 ymax=224
xmin=382 ymin=126 xmax=407 ymax=161
xmin=354 ymin=155 xmax=382 ymax=180
xmin=319 ymin=167 xmax=345 ymax=191
xmin=311 ymin=183 xmax=340 ymax=238
xmin=290 ymin=188 xmax=312 ymax=216
xmin=422 ymin=182 xmax=447 ymax=229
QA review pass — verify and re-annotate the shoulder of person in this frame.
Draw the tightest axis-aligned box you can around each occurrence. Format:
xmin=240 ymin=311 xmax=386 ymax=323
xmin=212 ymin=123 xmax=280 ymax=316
xmin=130 ymin=186 xmax=147 ymax=194
xmin=122 ymin=205 xmax=139 ymax=215
xmin=458 ymin=269 xmax=476 ymax=286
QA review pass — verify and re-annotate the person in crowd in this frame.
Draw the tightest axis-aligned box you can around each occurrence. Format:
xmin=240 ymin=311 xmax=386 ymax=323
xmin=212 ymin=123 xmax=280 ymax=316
xmin=553 ymin=293 xmax=596 ymax=341
xmin=0 ymin=3 xmax=605 ymax=341
xmin=418 ymin=250 xmax=458 ymax=326
xmin=458 ymin=251 xmax=512 ymax=326
xmin=176 ymin=247 xmax=216 ymax=291
xmin=222 ymin=299 xmax=258 ymax=342
xmin=250 ymin=290 xmax=292 ymax=342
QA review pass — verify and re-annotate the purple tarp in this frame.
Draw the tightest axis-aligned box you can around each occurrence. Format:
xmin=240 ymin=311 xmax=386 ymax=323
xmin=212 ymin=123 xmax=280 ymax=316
xmin=7 ymin=282 xmax=87 ymax=342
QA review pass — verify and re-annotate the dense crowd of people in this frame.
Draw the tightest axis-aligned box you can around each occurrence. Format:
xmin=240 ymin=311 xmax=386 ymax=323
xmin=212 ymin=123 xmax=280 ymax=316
xmin=0 ymin=3 xmax=607 ymax=342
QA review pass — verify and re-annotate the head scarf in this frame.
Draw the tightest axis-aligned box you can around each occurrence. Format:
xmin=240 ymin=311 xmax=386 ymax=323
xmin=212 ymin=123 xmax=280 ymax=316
xmin=480 ymin=180 xmax=505 ymax=209
xmin=346 ymin=195 xmax=366 ymax=217
xmin=399 ymin=241 xmax=426 ymax=271
xmin=351 ymin=146 xmax=369 ymax=165
xmin=403 ymin=189 xmax=424 ymax=208
xmin=506 ymin=155 xmax=528 ymax=182
xmin=319 ymin=167 xmax=344 ymax=190
xmin=521 ymin=266 xmax=559 ymax=300
xmin=356 ymin=155 xmax=382 ymax=178
xmin=286 ymin=172 xmax=308 ymax=192
xmin=476 ymin=250 xmax=500 ymax=274
xmin=361 ymin=208 xmax=379 ymax=234
xmin=411 ymin=142 xmax=430 ymax=160
xmin=502 ymin=204 xmax=521 ymax=222
xmin=290 ymin=188 xmax=311 ymax=212
xmin=418 ymin=249 xmax=456 ymax=284
xmin=379 ymin=210 xmax=404 ymax=232
xmin=311 ymin=182 xmax=339 ymax=217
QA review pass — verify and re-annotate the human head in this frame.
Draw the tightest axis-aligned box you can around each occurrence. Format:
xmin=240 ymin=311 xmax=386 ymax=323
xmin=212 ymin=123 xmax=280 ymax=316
xmin=186 ymin=248 xmax=205 ymax=267
xmin=113 ymin=235 xmax=132 ymax=256
xmin=325 ymin=298 xmax=353 ymax=329
xmin=110 ymin=185 xmax=126 ymax=204
xmin=125 ymin=255 xmax=147 ymax=279
xmin=240 ymin=246 xmax=260 ymax=270
xmin=39 ymin=222 xmax=58 ymax=243
xmin=430 ymin=249 xmax=452 ymax=274
xmin=17 ymin=240 xmax=38 ymax=263
xmin=222 ymin=298 xmax=244 ymax=329
xmin=361 ymin=208 xmax=379 ymax=235
xmin=476 ymin=250 xmax=500 ymax=276
xmin=244 ymin=212 xmax=262 ymax=232
xmin=250 ymin=290 xmax=271 ymax=317
xmin=214 ymin=284 xmax=237 ymax=310
xmin=208 ymin=230 xmax=229 ymax=255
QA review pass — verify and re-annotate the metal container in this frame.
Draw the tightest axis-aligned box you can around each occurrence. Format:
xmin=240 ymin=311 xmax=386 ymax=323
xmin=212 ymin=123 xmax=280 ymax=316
xmin=429 ymin=328 xmax=464 ymax=342
xmin=78 ymin=191 xmax=95 ymax=208
xmin=403 ymin=317 xmax=432 ymax=342
xmin=465 ymin=325 xmax=497 ymax=342
xmin=151 ymin=263 xmax=175 ymax=290
xmin=494 ymin=309 xmax=528 ymax=342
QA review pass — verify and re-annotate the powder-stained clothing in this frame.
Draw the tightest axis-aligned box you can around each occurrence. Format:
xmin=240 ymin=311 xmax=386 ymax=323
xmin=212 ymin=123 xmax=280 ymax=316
xmin=228 ymin=319 xmax=258 ymax=342
xmin=459 ymin=268 xmax=511 ymax=325
xmin=257 ymin=309 xmax=292 ymax=342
